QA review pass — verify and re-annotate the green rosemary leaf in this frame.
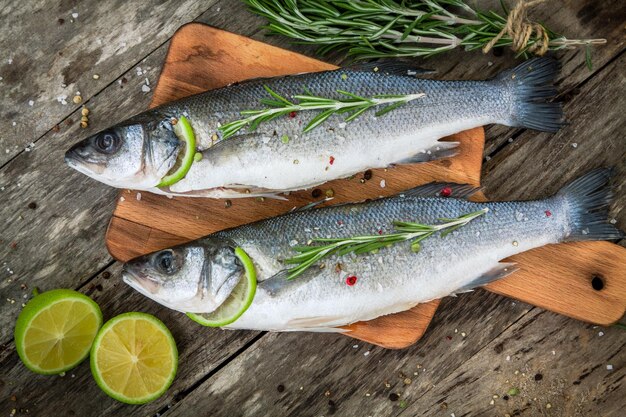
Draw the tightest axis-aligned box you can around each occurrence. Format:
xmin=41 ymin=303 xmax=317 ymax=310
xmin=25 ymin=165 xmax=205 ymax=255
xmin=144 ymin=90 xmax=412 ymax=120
xmin=337 ymin=89 xmax=370 ymax=101
xmin=344 ymin=106 xmax=370 ymax=122
xmin=303 ymin=108 xmax=335 ymax=132
xmin=263 ymin=85 xmax=293 ymax=106
xmin=375 ymin=100 xmax=407 ymax=117
xmin=260 ymin=98 xmax=289 ymax=107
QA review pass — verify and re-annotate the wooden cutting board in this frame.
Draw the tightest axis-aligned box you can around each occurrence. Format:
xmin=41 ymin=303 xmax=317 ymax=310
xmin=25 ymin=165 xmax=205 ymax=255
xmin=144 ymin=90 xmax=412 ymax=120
xmin=105 ymin=23 xmax=626 ymax=349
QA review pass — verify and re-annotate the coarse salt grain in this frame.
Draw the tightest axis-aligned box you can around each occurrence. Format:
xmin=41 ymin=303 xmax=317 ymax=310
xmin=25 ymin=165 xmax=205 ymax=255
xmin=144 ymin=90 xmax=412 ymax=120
xmin=607 ymin=364 xmax=613 ymax=370
xmin=363 ymin=351 xmax=370 ymax=356
xmin=28 ymin=100 xmax=34 ymax=106
xmin=136 ymin=192 xmax=142 ymax=201
xmin=380 ymin=179 xmax=386 ymax=188
xmin=141 ymin=85 xmax=151 ymax=93
xmin=72 ymin=12 xmax=78 ymax=18
xmin=598 ymin=331 xmax=604 ymax=337
xmin=571 ymin=143 xmax=578 ymax=148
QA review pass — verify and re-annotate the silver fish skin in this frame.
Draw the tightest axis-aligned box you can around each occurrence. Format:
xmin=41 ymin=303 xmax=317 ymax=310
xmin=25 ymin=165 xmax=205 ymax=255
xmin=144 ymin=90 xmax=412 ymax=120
xmin=122 ymin=169 xmax=622 ymax=331
xmin=66 ymin=58 xmax=562 ymax=197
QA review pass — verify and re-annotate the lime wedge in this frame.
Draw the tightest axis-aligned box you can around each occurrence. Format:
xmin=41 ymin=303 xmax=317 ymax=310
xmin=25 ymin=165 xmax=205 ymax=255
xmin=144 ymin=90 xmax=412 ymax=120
xmin=187 ymin=247 xmax=257 ymax=327
xmin=90 ymin=312 xmax=178 ymax=404
xmin=14 ymin=289 xmax=103 ymax=375
xmin=158 ymin=115 xmax=196 ymax=187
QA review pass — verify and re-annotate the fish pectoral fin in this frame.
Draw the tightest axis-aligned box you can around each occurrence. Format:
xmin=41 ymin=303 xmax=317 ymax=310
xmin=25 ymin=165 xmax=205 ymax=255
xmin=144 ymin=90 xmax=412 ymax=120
xmin=395 ymin=141 xmax=459 ymax=165
xmin=403 ymin=182 xmax=481 ymax=200
xmin=260 ymin=267 xmax=319 ymax=297
xmin=286 ymin=315 xmax=346 ymax=329
xmin=454 ymin=263 xmax=519 ymax=294
xmin=344 ymin=62 xmax=437 ymax=77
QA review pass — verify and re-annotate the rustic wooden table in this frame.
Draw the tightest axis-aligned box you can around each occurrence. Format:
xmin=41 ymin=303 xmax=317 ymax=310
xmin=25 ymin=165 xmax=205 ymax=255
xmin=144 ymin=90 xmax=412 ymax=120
xmin=0 ymin=1 xmax=624 ymax=416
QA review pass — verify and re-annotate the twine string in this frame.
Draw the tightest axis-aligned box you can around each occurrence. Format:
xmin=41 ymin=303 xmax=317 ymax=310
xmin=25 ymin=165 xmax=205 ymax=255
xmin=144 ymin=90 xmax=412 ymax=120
xmin=482 ymin=0 xmax=550 ymax=55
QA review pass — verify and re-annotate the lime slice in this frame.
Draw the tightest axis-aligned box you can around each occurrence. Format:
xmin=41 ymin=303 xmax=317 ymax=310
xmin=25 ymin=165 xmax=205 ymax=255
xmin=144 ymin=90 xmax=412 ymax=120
xmin=158 ymin=115 xmax=196 ymax=187
xmin=14 ymin=289 xmax=103 ymax=375
xmin=187 ymin=247 xmax=257 ymax=327
xmin=90 ymin=312 xmax=178 ymax=404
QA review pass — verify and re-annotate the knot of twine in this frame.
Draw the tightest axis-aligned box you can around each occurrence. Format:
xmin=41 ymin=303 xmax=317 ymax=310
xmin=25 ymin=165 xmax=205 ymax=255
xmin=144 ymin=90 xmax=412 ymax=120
xmin=482 ymin=0 xmax=550 ymax=56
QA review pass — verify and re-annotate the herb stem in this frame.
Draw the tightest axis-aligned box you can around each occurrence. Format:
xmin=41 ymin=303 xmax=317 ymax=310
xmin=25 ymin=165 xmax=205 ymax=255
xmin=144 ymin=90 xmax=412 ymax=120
xmin=284 ymin=207 xmax=488 ymax=280
xmin=218 ymin=86 xmax=425 ymax=139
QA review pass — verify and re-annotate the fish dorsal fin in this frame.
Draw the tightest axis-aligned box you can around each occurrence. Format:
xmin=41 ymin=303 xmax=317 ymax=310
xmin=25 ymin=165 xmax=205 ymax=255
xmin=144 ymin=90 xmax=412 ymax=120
xmin=452 ymin=263 xmax=519 ymax=295
xmin=402 ymin=182 xmax=481 ymax=200
xmin=343 ymin=61 xmax=437 ymax=77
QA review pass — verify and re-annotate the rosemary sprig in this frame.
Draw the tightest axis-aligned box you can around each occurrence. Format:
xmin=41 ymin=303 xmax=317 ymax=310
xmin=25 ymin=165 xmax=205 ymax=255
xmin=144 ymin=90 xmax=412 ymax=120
xmin=284 ymin=207 xmax=488 ymax=280
xmin=219 ymin=85 xmax=426 ymax=139
xmin=218 ymin=85 xmax=425 ymax=139
xmin=244 ymin=0 xmax=605 ymax=63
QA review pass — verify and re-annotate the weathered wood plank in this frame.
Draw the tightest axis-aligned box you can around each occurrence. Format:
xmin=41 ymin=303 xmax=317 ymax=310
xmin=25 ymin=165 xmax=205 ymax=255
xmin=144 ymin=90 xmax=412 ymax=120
xmin=0 ymin=1 xmax=624 ymax=416
xmin=158 ymin=7 xmax=625 ymax=417
xmin=0 ymin=0 xmax=300 ymax=344
xmin=0 ymin=0 xmax=219 ymax=166
xmin=164 ymin=292 xmax=533 ymax=417
xmin=0 ymin=46 xmax=165 ymax=342
xmin=402 ymin=308 xmax=625 ymax=417
xmin=0 ymin=263 xmax=261 ymax=417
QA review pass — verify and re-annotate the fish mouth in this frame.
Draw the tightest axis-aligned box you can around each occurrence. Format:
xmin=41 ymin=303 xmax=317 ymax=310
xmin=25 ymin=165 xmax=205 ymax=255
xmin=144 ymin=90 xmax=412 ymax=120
xmin=122 ymin=265 xmax=161 ymax=295
xmin=64 ymin=144 xmax=102 ymax=176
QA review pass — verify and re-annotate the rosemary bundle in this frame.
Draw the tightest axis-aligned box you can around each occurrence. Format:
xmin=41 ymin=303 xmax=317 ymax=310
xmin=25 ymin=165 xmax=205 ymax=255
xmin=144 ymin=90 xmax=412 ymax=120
xmin=244 ymin=0 xmax=605 ymax=66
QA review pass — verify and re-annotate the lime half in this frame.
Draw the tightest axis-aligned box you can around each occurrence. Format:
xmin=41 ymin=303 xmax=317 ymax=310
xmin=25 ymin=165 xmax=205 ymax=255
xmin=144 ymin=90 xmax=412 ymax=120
xmin=187 ymin=247 xmax=257 ymax=327
xmin=14 ymin=289 xmax=103 ymax=375
xmin=158 ymin=115 xmax=196 ymax=187
xmin=90 ymin=312 xmax=178 ymax=404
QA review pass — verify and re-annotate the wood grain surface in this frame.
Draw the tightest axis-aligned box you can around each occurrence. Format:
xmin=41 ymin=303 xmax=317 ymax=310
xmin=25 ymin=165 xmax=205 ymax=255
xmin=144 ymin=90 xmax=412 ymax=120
xmin=105 ymin=24 xmax=626 ymax=349
xmin=1 ymin=1 xmax=624 ymax=416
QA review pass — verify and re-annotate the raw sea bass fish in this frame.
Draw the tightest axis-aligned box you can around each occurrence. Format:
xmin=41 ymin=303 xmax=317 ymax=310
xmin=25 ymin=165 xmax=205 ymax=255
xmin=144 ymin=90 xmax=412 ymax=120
xmin=122 ymin=169 xmax=622 ymax=331
xmin=65 ymin=58 xmax=563 ymax=198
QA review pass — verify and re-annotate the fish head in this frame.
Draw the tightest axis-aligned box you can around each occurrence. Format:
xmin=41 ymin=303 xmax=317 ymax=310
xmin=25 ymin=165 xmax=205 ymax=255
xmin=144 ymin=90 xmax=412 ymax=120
xmin=64 ymin=118 xmax=180 ymax=189
xmin=122 ymin=238 xmax=244 ymax=313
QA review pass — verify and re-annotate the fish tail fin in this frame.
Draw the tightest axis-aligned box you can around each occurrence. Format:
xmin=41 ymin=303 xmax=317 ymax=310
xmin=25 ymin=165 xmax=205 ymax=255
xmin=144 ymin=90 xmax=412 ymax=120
xmin=497 ymin=57 xmax=564 ymax=132
xmin=558 ymin=168 xmax=624 ymax=242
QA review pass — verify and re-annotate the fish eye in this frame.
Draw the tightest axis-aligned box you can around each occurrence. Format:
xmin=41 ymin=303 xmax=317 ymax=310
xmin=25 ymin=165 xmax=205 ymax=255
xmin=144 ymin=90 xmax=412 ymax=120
xmin=94 ymin=130 xmax=121 ymax=154
xmin=154 ymin=250 xmax=177 ymax=275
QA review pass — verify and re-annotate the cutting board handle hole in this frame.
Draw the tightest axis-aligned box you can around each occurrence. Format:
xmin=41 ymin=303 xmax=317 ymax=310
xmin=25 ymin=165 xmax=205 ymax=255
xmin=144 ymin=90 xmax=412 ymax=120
xmin=591 ymin=275 xmax=604 ymax=291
